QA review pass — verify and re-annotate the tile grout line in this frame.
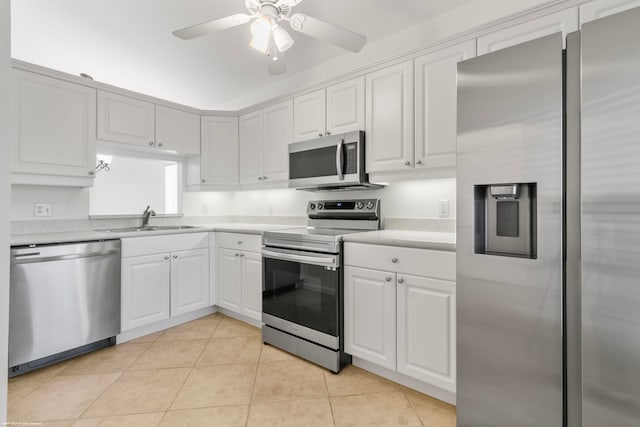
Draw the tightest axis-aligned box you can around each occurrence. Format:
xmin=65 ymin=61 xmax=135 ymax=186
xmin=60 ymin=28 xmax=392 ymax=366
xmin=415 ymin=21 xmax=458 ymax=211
xmin=75 ymin=370 xmax=126 ymax=421
xmin=323 ymin=370 xmax=338 ymax=427
xmin=244 ymin=329 xmax=267 ymax=427
xmin=401 ymin=389 xmax=427 ymax=427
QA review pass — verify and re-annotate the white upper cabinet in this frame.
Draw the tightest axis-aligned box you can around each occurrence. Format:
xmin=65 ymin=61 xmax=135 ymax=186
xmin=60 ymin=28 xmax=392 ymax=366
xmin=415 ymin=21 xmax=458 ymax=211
xmin=239 ymin=110 xmax=263 ymax=185
xmin=262 ymin=100 xmax=292 ymax=182
xmin=97 ymin=91 xmax=155 ymax=147
xmin=580 ymin=0 xmax=640 ymax=24
xmin=11 ymin=69 xmax=97 ymax=184
xmin=155 ymin=105 xmax=200 ymax=155
xmin=415 ymin=40 xmax=475 ymax=170
xmin=326 ymin=76 xmax=365 ymax=136
xmin=200 ymin=116 xmax=239 ymax=185
xmin=478 ymin=9 xmax=578 ymax=54
xmin=365 ymin=60 xmax=414 ymax=174
xmin=293 ymin=89 xmax=326 ymax=142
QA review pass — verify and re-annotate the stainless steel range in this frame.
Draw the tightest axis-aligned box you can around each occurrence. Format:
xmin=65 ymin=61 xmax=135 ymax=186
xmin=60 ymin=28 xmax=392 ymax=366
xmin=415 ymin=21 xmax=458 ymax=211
xmin=261 ymin=199 xmax=380 ymax=372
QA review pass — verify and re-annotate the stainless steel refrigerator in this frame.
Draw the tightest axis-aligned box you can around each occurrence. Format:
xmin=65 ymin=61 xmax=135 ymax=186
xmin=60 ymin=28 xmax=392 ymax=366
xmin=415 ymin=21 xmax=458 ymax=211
xmin=456 ymin=7 xmax=640 ymax=427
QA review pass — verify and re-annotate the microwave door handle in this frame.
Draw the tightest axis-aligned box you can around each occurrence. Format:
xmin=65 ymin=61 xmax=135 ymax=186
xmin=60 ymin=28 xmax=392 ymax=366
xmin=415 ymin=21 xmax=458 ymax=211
xmin=336 ymin=138 xmax=344 ymax=181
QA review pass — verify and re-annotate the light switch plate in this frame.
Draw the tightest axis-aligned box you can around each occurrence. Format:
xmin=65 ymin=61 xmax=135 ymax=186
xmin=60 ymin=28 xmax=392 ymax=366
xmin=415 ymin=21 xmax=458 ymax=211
xmin=438 ymin=200 xmax=450 ymax=218
xmin=34 ymin=203 xmax=52 ymax=217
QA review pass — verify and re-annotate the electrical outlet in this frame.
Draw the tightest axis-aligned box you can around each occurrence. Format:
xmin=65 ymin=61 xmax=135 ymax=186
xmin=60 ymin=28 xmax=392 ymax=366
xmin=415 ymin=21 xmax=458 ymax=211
xmin=438 ymin=200 xmax=450 ymax=218
xmin=34 ymin=203 xmax=52 ymax=217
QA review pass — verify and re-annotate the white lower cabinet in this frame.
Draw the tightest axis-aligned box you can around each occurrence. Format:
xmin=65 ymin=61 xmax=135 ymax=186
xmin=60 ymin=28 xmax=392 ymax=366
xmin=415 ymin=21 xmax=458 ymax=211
xmin=216 ymin=233 xmax=262 ymax=321
xmin=344 ymin=266 xmax=396 ymax=370
xmin=344 ymin=242 xmax=456 ymax=393
xmin=122 ymin=253 xmax=171 ymax=330
xmin=121 ymin=233 xmax=210 ymax=331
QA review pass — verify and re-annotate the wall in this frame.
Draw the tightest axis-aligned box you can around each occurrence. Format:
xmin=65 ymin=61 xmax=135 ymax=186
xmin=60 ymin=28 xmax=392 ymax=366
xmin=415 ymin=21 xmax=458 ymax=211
xmin=222 ymin=0 xmax=552 ymax=109
xmin=1 ymin=0 xmax=10 ymax=421
xmin=11 ymin=186 xmax=89 ymax=220
xmin=183 ymin=179 xmax=457 ymax=221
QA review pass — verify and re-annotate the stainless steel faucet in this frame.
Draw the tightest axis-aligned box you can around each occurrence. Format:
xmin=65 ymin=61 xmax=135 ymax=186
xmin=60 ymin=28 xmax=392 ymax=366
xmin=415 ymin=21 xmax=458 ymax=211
xmin=142 ymin=205 xmax=156 ymax=227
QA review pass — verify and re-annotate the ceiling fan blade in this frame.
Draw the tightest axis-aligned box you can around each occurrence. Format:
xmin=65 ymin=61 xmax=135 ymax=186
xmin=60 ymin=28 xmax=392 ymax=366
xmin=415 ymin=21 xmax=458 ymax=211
xmin=276 ymin=0 xmax=305 ymax=6
xmin=268 ymin=54 xmax=287 ymax=76
xmin=288 ymin=13 xmax=366 ymax=53
xmin=173 ymin=13 xmax=252 ymax=40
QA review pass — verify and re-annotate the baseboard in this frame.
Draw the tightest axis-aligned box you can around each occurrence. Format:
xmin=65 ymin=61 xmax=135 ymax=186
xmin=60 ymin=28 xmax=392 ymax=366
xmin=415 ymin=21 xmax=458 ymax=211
xmin=216 ymin=307 xmax=262 ymax=329
xmin=116 ymin=306 xmax=217 ymax=343
xmin=352 ymin=356 xmax=456 ymax=406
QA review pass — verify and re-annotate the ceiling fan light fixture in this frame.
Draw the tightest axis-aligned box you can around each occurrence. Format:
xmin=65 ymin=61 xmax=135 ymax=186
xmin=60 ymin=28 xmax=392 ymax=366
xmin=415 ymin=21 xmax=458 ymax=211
xmin=250 ymin=15 xmax=272 ymax=38
xmin=272 ymin=24 xmax=294 ymax=52
xmin=250 ymin=35 xmax=270 ymax=53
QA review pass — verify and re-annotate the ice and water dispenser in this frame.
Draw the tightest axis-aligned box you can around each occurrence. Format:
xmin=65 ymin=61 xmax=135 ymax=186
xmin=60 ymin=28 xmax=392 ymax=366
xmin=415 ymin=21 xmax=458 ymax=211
xmin=474 ymin=183 xmax=537 ymax=259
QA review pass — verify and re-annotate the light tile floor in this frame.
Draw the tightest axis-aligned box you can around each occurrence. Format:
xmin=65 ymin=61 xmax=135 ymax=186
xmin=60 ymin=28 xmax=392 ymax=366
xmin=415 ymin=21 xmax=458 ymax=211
xmin=7 ymin=313 xmax=456 ymax=426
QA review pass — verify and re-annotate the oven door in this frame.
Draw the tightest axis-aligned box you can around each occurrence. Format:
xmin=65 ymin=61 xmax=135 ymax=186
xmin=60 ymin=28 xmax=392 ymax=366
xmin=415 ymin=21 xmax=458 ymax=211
xmin=288 ymin=131 xmax=365 ymax=189
xmin=262 ymin=247 xmax=340 ymax=349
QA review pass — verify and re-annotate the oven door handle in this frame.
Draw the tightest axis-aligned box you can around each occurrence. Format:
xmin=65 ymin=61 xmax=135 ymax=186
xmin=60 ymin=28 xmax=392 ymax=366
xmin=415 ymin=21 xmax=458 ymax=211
xmin=336 ymin=138 xmax=344 ymax=181
xmin=262 ymin=249 xmax=338 ymax=268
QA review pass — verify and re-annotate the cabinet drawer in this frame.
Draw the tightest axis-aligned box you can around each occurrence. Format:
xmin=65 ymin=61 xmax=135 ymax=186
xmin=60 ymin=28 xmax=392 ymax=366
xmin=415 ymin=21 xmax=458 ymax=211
xmin=344 ymin=242 xmax=455 ymax=281
xmin=216 ymin=232 xmax=262 ymax=252
xmin=122 ymin=232 xmax=210 ymax=258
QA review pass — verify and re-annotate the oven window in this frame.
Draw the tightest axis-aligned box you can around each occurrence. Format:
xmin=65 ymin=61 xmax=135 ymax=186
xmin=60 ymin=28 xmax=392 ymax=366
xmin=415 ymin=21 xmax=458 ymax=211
xmin=263 ymin=257 xmax=339 ymax=337
xmin=290 ymin=146 xmax=337 ymax=179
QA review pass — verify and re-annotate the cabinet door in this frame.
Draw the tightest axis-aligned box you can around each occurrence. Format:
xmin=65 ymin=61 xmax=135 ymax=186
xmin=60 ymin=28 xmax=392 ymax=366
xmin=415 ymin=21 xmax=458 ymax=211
xmin=12 ymin=70 xmax=96 ymax=178
xmin=293 ymin=89 xmax=326 ymax=142
xmin=241 ymin=251 xmax=263 ymax=321
xmin=121 ymin=254 xmax=171 ymax=331
xmin=397 ymin=273 xmax=456 ymax=392
xmin=97 ymin=91 xmax=155 ymax=147
xmin=201 ymin=116 xmax=238 ymax=185
xmin=415 ymin=40 xmax=476 ymax=169
xmin=326 ymin=76 xmax=365 ymax=135
xmin=580 ymin=0 xmax=640 ymax=24
xmin=155 ymin=105 xmax=200 ymax=155
xmin=239 ymin=110 xmax=263 ymax=184
xmin=262 ymin=100 xmax=292 ymax=182
xmin=365 ymin=60 xmax=414 ymax=173
xmin=170 ymin=248 xmax=210 ymax=317
xmin=477 ymin=8 xmax=578 ymax=54
xmin=344 ymin=266 xmax=396 ymax=370
xmin=217 ymin=247 xmax=243 ymax=313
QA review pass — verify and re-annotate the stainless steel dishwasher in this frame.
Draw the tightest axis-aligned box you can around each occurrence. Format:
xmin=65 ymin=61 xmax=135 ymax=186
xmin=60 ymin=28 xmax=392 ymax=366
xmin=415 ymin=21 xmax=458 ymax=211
xmin=9 ymin=239 xmax=121 ymax=376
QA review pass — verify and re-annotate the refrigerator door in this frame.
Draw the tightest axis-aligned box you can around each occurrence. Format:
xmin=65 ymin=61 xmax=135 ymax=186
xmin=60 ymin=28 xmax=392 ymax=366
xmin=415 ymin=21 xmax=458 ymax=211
xmin=456 ymin=34 xmax=564 ymax=426
xmin=581 ymin=8 xmax=640 ymax=426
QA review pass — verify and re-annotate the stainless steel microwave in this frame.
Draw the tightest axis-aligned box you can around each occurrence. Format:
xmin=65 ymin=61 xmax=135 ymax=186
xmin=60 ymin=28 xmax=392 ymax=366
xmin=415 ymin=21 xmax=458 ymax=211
xmin=288 ymin=131 xmax=381 ymax=191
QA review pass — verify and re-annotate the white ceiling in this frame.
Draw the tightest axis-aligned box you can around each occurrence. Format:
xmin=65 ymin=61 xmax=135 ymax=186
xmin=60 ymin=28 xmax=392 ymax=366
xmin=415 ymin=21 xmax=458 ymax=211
xmin=11 ymin=0 xmax=475 ymax=110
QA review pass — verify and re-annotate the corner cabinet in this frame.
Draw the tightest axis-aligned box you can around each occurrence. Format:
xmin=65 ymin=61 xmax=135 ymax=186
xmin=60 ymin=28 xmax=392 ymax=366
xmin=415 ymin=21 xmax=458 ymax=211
xmin=11 ymin=69 xmax=97 ymax=186
xmin=344 ymin=242 xmax=456 ymax=393
xmin=200 ymin=116 xmax=239 ymax=186
xmin=121 ymin=233 xmax=210 ymax=331
xmin=579 ymin=0 xmax=640 ymax=24
xmin=365 ymin=60 xmax=414 ymax=173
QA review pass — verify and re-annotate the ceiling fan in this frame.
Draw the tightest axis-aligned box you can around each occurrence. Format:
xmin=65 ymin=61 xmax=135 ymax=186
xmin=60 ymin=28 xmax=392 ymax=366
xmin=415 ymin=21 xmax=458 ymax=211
xmin=173 ymin=0 xmax=367 ymax=76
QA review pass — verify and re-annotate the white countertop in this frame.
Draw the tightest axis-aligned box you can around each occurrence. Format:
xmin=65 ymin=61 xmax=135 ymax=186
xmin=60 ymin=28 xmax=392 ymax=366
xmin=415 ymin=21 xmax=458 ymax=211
xmin=10 ymin=223 xmax=298 ymax=246
xmin=342 ymin=230 xmax=456 ymax=252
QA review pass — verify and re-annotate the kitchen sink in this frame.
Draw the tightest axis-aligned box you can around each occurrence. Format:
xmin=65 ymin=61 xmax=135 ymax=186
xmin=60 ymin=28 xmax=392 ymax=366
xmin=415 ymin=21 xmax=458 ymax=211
xmin=97 ymin=225 xmax=199 ymax=233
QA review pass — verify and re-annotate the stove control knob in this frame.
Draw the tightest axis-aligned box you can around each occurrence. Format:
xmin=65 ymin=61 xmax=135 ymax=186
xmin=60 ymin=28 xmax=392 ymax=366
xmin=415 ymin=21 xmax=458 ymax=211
xmin=356 ymin=202 xmax=364 ymax=209
xmin=310 ymin=203 xmax=316 ymax=210
xmin=366 ymin=201 xmax=375 ymax=209
xmin=317 ymin=203 xmax=324 ymax=210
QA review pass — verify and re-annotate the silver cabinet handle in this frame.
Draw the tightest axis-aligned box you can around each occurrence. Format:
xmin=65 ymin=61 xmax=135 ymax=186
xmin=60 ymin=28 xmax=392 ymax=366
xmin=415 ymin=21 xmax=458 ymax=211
xmin=88 ymin=171 xmax=95 ymax=176
xmin=385 ymin=276 xmax=392 ymax=282
xmin=164 ymin=256 xmax=170 ymax=260
xmin=240 ymin=253 xmax=245 ymax=257
xmin=157 ymin=143 xmax=163 ymax=147
xmin=404 ymin=161 xmax=411 ymax=166
xmin=416 ymin=160 xmax=423 ymax=165
xmin=397 ymin=277 xmax=405 ymax=284
xmin=318 ymin=133 xmax=323 ymax=137
xmin=262 ymin=176 xmax=267 ymax=180
xmin=258 ymin=177 xmax=263 ymax=181
xmin=392 ymin=258 xmax=398 ymax=263
xmin=173 ymin=255 xmax=178 ymax=259
xmin=237 ymin=241 xmax=242 ymax=245
xmin=235 ymin=253 xmax=240 ymax=257
xmin=149 ymin=141 xmax=154 ymax=146
xmin=326 ymin=131 xmax=331 ymax=136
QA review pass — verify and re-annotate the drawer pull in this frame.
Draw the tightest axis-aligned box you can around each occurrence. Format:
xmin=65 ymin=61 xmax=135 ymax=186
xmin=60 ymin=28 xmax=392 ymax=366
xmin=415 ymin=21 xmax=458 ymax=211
xmin=397 ymin=278 xmax=405 ymax=284
xmin=385 ymin=276 xmax=392 ymax=282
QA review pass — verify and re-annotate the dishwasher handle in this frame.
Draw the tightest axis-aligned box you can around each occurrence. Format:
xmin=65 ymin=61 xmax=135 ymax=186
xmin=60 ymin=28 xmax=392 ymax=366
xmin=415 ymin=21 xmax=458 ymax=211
xmin=11 ymin=249 xmax=120 ymax=265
